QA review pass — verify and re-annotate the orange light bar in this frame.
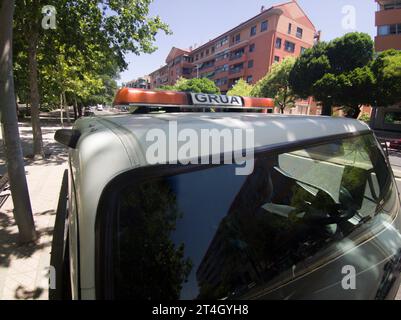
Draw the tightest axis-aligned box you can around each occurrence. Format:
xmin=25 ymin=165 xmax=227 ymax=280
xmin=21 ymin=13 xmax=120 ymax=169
xmin=113 ymin=87 xmax=274 ymax=109
xmin=114 ymin=87 xmax=189 ymax=106
xmin=242 ymin=96 xmax=274 ymax=108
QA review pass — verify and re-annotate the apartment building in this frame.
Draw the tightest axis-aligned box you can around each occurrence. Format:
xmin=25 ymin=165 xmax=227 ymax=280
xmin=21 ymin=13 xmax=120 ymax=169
xmin=371 ymin=0 xmax=401 ymax=134
xmin=125 ymin=76 xmax=151 ymax=89
xmin=149 ymin=0 xmax=317 ymax=93
xmin=375 ymin=0 xmax=401 ymax=51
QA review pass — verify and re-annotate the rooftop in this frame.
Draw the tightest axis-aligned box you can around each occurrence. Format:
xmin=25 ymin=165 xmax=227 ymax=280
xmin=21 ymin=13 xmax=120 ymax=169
xmin=74 ymin=113 xmax=370 ymax=168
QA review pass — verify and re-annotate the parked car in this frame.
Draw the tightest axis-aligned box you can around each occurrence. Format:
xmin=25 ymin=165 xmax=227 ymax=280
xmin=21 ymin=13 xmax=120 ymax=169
xmin=96 ymin=105 xmax=103 ymax=111
xmin=51 ymin=88 xmax=401 ymax=300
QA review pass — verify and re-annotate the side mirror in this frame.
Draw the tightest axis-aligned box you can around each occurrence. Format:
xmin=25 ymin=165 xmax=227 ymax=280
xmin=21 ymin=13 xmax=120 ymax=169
xmin=339 ymin=186 xmax=354 ymax=208
xmin=54 ymin=129 xmax=81 ymax=149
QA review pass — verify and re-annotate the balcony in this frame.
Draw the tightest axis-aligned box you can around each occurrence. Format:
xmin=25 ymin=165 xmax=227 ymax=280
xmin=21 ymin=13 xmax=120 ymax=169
xmin=229 ymin=68 xmax=243 ymax=75
xmin=377 ymin=0 xmax=401 ymax=11
xmin=376 ymin=7 xmax=401 ymax=25
xmin=228 ymin=66 xmax=245 ymax=78
xmin=375 ymin=33 xmax=401 ymax=51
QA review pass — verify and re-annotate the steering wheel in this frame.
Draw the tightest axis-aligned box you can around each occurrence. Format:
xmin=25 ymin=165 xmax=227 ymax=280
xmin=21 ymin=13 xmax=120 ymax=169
xmin=303 ymin=186 xmax=356 ymax=225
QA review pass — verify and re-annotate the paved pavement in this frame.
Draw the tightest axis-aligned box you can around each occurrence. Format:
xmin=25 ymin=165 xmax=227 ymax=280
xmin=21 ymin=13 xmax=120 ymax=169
xmin=0 ymin=121 xmax=69 ymax=300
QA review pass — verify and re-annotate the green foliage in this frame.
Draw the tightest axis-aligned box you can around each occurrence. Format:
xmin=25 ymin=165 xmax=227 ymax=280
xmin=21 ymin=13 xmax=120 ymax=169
xmin=371 ymin=49 xmax=401 ymax=107
xmin=13 ymin=0 xmax=171 ymax=110
xmin=358 ymin=113 xmax=371 ymax=123
xmin=289 ymin=32 xmax=375 ymax=117
xmin=289 ymin=42 xmax=330 ymax=99
xmin=252 ymin=57 xmax=297 ymax=113
xmin=326 ymin=32 xmax=374 ymax=74
xmin=159 ymin=85 xmax=176 ymax=91
xmin=227 ymin=79 xmax=254 ymax=97
xmin=163 ymin=77 xmax=220 ymax=94
xmin=313 ymin=66 xmax=375 ymax=117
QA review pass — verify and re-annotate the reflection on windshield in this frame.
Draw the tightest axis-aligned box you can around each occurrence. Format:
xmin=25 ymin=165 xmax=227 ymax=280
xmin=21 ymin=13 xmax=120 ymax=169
xmin=111 ymin=134 xmax=395 ymax=299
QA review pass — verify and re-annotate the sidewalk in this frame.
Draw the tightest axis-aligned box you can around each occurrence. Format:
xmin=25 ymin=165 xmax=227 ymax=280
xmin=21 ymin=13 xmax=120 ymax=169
xmin=389 ymin=152 xmax=401 ymax=179
xmin=0 ymin=121 xmax=68 ymax=300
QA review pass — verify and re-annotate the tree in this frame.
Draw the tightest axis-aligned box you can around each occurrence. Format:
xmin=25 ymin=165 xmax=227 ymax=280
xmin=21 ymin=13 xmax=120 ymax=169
xmin=289 ymin=33 xmax=374 ymax=116
xmin=0 ymin=0 xmax=36 ymax=243
xmin=289 ymin=42 xmax=330 ymax=112
xmin=162 ymin=77 xmax=220 ymax=94
xmin=252 ymin=57 xmax=297 ymax=114
xmin=313 ymin=66 xmax=376 ymax=118
xmin=371 ymin=49 xmax=401 ymax=107
xmin=227 ymin=79 xmax=253 ymax=97
xmin=14 ymin=0 xmax=170 ymax=157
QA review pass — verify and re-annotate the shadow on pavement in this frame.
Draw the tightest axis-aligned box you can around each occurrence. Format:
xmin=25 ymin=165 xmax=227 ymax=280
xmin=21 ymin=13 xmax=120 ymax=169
xmin=14 ymin=285 xmax=44 ymax=300
xmin=0 ymin=210 xmax=54 ymax=268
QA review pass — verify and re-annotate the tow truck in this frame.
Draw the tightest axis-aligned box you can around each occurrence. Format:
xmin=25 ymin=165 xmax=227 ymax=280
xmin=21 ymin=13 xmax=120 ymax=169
xmin=51 ymin=88 xmax=401 ymax=300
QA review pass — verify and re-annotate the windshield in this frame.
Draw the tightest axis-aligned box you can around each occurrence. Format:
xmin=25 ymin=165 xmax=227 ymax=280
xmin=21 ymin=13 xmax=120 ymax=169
xmin=104 ymin=133 xmax=397 ymax=299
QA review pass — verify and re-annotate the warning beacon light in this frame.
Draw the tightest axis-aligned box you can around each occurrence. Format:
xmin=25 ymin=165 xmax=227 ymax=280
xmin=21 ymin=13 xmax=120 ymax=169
xmin=113 ymin=88 xmax=274 ymax=113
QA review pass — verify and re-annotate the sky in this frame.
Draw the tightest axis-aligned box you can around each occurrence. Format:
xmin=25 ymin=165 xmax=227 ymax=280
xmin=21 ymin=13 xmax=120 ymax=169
xmin=118 ymin=0 xmax=377 ymax=85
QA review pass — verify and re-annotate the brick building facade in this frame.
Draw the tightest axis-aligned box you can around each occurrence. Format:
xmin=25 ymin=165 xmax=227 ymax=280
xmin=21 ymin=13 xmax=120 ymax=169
xmin=148 ymin=1 xmax=318 ymax=94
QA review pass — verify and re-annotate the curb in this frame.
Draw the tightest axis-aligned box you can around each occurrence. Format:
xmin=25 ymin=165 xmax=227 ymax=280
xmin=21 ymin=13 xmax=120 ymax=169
xmin=392 ymin=168 xmax=401 ymax=179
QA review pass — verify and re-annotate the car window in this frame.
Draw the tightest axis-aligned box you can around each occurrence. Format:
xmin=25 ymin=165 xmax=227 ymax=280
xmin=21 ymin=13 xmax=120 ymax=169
xmin=103 ymin=133 xmax=396 ymax=299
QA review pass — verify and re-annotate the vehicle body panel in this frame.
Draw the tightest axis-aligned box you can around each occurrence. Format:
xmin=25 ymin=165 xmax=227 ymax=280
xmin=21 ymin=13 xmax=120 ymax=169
xmin=65 ymin=113 xmax=401 ymax=299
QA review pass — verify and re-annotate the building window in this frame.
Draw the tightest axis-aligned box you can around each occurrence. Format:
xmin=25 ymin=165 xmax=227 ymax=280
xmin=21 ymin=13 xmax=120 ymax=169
xmin=216 ymin=36 xmax=228 ymax=48
xmin=200 ymin=52 xmax=204 ymax=58
xmin=215 ymin=77 xmax=228 ymax=86
xmin=249 ymin=43 xmax=255 ymax=52
xmin=288 ymin=23 xmax=292 ymax=34
xmin=248 ymin=60 xmax=254 ymax=68
xmin=215 ymin=64 xmax=229 ymax=74
xmin=301 ymin=47 xmax=307 ymax=54
xmin=211 ymin=46 xmax=215 ymax=53
xmin=384 ymin=112 xmax=401 ymax=125
xmin=381 ymin=1 xmax=401 ymax=10
xmin=206 ymin=49 xmax=209 ymax=55
xmin=284 ymin=41 xmax=295 ymax=53
xmin=378 ymin=24 xmax=401 ymax=35
xmin=216 ymin=50 xmax=229 ymax=61
xmin=230 ymin=48 xmax=245 ymax=60
xmin=261 ymin=20 xmax=268 ymax=32
xmin=195 ymin=54 xmax=199 ymax=61
xmin=229 ymin=63 xmax=244 ymax=74
xmin=296 ymin=27 xmax=303 ymax=39
xmin=246 ymin=75 xmax=253 ymax=83
xmin=235 ymin=33 xmax=241 ymax=43
xmin=275 ymin=38 xmax=282 ymax=49
xmin=274 ymin=56 xmax=280 ymax=62
xmin=250 ymin=26 xmax=257 ymax=36
xmin=378 ymin=25 xmax=389 ymax=35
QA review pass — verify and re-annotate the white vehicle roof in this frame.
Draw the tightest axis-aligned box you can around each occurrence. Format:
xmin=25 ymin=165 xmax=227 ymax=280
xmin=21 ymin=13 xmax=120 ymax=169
xmin=74 ymin=113 xmax=370 ymax=168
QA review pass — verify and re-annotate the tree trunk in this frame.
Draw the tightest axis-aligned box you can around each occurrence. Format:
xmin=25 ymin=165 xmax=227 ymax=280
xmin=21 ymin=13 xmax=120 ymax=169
xmin=78 ymin=104 xmax=83 ymax=118
xmin=60 ymin=93 xmax=64 ymax=127
xmin=321 ymin=103 xmax=332 ymax=116
xmin=27 ymin=29 xmax=44 ymax=159
xmin=73 ymin=96 xmax=78 ymax=120
xmin=351 ymin=107 xmax=361 ymax=119
xmin=63 ymin=91 xmax=70 ymax=123
xmin=0 ymin=0 xmax=36 ymax=243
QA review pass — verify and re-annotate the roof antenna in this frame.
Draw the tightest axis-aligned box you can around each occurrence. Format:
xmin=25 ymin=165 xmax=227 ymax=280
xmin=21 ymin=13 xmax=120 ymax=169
xmin=261 ymin=5 xmax=265 ymax=12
